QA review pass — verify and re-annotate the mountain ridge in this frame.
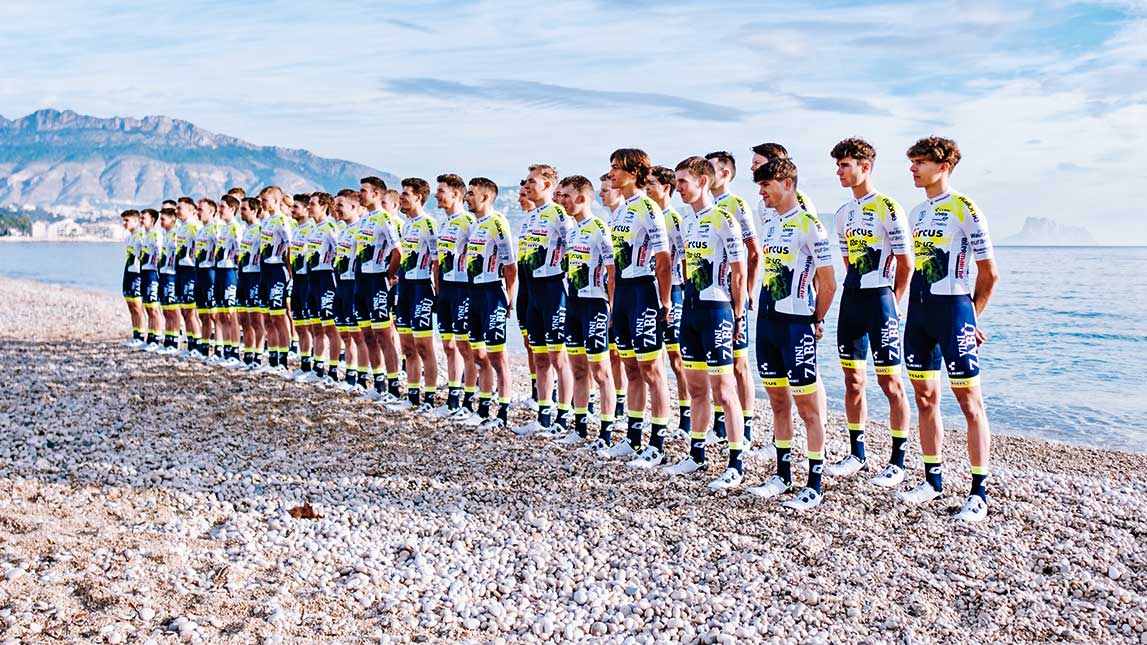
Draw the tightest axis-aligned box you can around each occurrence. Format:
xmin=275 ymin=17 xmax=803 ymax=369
xmin=0 ymin=109 xmax=398 ymax=212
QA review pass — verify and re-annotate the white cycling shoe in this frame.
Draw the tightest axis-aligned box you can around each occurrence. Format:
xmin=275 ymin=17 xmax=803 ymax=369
xmin=896 ymin=481 xmax=943 ymax=504
xmin=954 ymin=495 xmax=988 ymax=523
xmin=825 ymin=455 xmax=866 ymax=478
xmin=556 ymin=429 xmax=584 ymax=445
xmin=626 ymin=446 xmax=666 ymax=469
xmin=707 ymin=468 xmax=744 ymax=490
xmin=746 ymin=476 xmax=792 ymax=498
xmin=512 ymin=421 xmax=544 ymax=436
xmin=662 ymin=455 xmax=706 ymax=475
xmin=602 ymin=440 xmax=638 ymax=459
xmin=781 ymin=487 xmax=823 ymax=511
xmin=868 ymin=464 xmax=906 ymax=488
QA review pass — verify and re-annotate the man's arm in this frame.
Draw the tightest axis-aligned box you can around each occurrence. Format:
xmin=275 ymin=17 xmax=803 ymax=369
xmin=892 ymin=253 xmax=913 ymax=305
xmin=502 ymin=262 xmax=517 ymax=314
xmin=729 ymin=260 xmax=746 ymax=343
xmin=744 ymin=240 xmax=761 ymax=310
xmin=972 ymin=258 xmax=999 ymax=317
xmin=386 ymin=248 xmax=400 ymax=285
xmin=812 ymin=265 xmax=837 ymax=339
xmin=606 ymin=264 xmax=616 ymax=312
xmin=653 ymin=250 xmax=672 ymax=313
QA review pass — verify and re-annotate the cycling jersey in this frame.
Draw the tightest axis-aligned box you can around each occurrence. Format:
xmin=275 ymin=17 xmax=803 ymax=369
xmin=335 ymin=218 xmax=362 ymax=282
xmin=307 ymin=219 xmax=339 ymax=273
xmin=174 ymin=219 xmax=200 ymax=267
xmin=193 ymin=221 xmax=219 ymax=268
xmin=125 ymin=229 xmax=144 ymax=272
xmin=611 ymin=192 xmax=668 ymax=280
xmin=466 ymin=211 xmax=516 ymax=285
xmin=398 ymin=213 xmax=438 ymax=281
xmin=713 ymin=192 xmax=758 ymax=244
xmin=834 ymin=191 xmax=910 ymax=290
xmin=437 ymin=210 xmax=477 ymax=283
xmin=909 ymin=190 xmax=993 ymax=300
xmin=214 ymin=219 xmax=245 ymax=270
xmin=684 ymin=204 xmax=745 ymax=305
xmin=519 ymin=202 xmax=571 ymax=279
xmin=759 ymin=204 xmax=834 ymax=319
xmin=290 ymin=220 xmax=315 ymax=275
xmin=139 ymin=226 xmax=163 ymax=272
xmin=238 ymin=220 xmax=263 ymax=274
xmin=159 ymin=226 xmax=178 ymax=276
xmin=259 ymin=212 xmax=293 ymax=265
xmin=357 ymin=209 xmax=400 ymax=275
xmin=565 ymin=214 xmax=614 ymax=300
xmin=663 ymin=205 xmax=687 ymax=287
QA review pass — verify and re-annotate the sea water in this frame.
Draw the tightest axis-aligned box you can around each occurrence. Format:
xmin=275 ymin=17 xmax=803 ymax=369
xmin=2 ymin=242 xmax=1143 ymax=452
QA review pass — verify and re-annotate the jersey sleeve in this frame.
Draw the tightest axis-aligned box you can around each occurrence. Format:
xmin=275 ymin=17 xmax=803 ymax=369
xmin=806 ymin=216 xmax=834 ymax=268
xmin=722 ymin=209 xmax=746 ymax=262
xmin=833 ymin=203 xmax=849 ymax=257
xmin=958 ymin=195 xmax=993 ymax=261
xmin=796 ymin=190 xmax=818 ymax=217
xmin=732 ymin=197 xmax=757 ymax=242
xmin=883 ymin=197 xmax=910 ymax=256
xmin=644 ymin=201 xmax=668 ymax=253
xmin=426 ymin=218 xmax=439 ymax=256
xmin=494 ymin=215 xmax=515 ymax=264
xmin=596 ymin=219 xmax=614 ymax=264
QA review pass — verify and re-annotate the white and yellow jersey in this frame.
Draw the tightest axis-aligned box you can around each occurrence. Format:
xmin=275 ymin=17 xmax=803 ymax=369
xmin=684 ymin=204 xmax=745 ymax=304
xmin=518 ymin=202 xmax=571 ymax=279
xmin=259 ymin=212 xmax=294 ymax=265
xmin=174 ymin=219 xmax=200 ymax=267
xmin=437 ymin=210 xmax=477 ymax=283
xmin=611 ymin=192 xmax=668 ymax=280
xmin=214 ymin=219 xmax=245 ymax=269
xmin=909 ymin=190 xmax=993 ymax=301
xmin=714 ymin=192 xmax=758 ymax=245
xmin=193 ymin=220 xmax=219 ymax=268
xmin=398 ymin=213 xmax=438 ymax=281
xmin=835 ymin=191 xmax=910 ymax=290
xmin=465 ymin=211 xmax=516 ymax=285
xmin=334 ymin=217 xmax=363 ymax=281
xmin=238 ymin=220 xmax=263 ymax=274
xmin=357 ymin=209 xmax=400 ymax=275
xmin=663 ymin=205 xmax=687 ymax=287
xmin=139 ymin=226 xmax=163 ymax=272
xmin=759 ymin=204 xmax=833 ymax=319
xmin=159 ymin=226 xmax=179 ymax=275
xmin=306 ymin=218 xmax=339 ymax=272
xmin=565 ymin=215 xmax=614 ymax=300
xmin=289 ymin=220 xmax=315 ymax=275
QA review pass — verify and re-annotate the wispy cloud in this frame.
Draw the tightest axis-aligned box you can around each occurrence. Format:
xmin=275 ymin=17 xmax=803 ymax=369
xmin=382 ymin=78 xmax=748 ymax=122
xmin=383 ymin=18 xmax=436 ymax=34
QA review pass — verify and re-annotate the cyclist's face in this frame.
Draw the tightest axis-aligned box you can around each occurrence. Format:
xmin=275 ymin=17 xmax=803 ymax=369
xmin=646 ymin=176 xmax=668 ymax=203
xmin=758 ymin=179 xmax=788 ymax=208
xmin=910 ymin=157 xmax=946 ymax=188
xmin=674 ymin=170 xmax=703 ymax=204
xmin=836 ymin=157 xmax=866 ymax=188
xmin=750 ymin=153 xmax=769 ymax=173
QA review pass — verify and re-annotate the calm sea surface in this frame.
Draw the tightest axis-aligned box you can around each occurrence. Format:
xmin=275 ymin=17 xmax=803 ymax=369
xmin=2 ymin=242 xmax=1144 ymax=452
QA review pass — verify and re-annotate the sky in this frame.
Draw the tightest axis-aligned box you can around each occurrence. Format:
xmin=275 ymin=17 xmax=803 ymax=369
xmin=2 ymin=0 xmax=1146 ymax=242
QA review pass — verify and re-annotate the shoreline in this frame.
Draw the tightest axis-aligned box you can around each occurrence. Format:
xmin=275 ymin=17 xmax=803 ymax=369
xmin=1 ymin=277 xmax=1146 ymax=643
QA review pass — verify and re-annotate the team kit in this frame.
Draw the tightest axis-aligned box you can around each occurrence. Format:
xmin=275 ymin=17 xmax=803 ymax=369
xmin=118 ymin=136 xmax=999 ymax=522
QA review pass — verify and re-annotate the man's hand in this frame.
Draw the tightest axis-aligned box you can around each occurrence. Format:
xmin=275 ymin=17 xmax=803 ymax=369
xmin=975 ymin=327 xmax=987 ymax=346
xmin=734 ymin=315 xmax=745 ymax=345
xmin=814 ymin=321 xmax=824 ymax=341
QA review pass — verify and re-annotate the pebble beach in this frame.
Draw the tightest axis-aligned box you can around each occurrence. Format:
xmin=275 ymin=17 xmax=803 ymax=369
xmin=1 ymin=276 xmax=1145 ymax=644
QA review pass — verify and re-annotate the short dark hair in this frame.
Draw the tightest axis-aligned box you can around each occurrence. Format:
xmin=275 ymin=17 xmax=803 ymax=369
xmin=336 ymin=188 xmax=360 ymax=199
xmin=160 ymin=207 xmax=176 ymax=218
xmin=831 ymin=138 xmax=876 ymax=163
xmin=293 ymin=193 xmax=311 ymax=205
xmin=599 ymin=173 xmax=610 ymax=182
xmin=609 ymin=148 xmax=651 ymax=187
xmin=906 ymin=136 xmax=961 ymax=168
xmin=704 ymin=151 xmax=736 ymax=179
xmin=242 ymin=197 xmax=263 ymax=215
xmin=161 ymin=199 xmax=177 ymax=209
xmin=140 ymin=208 xmax=158 ymax=222
xmin=468 ymin=177 xmax=498 ymax=197
xmin=436 ymin=173 xmax=466 ymax=192
xmin=675 ymin=156 xmax=716 ymax=183
xmin=198 ymin=198 xmax=217 ymax=212
xmin=559 ymin=174 xmax=594 ymax=196
xmin=176 ymin=197 xmax=195 ymax=207
xmin=220 ymin=194 xmax=240 ymax=211
xmin=753 ymin=158 xmax=798 ymax=188
xmin=401 ymin=177 xmax=430 ymax=204
xmin=120 ymin=209 xmax=140 ymax=219
xmin=750 ymin=142 xmax=789 ymax=161
xmin=360 ymin=176 xmax=387 ymax=191
xmin=649 ymin=165 xmax=676 ymax=194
